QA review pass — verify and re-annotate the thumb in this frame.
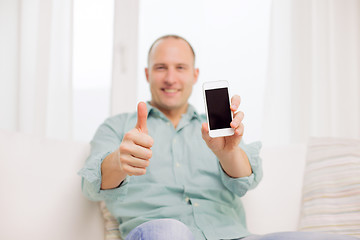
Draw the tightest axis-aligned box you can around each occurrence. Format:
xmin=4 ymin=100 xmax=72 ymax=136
xmin=135 ymin=102 xmax=148 ymax=133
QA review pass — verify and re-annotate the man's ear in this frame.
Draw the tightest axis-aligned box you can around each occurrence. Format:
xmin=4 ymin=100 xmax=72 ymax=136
xmin=193 ymin=68 xmax=199 ymax=84
xmin=145 ymin=68 xmax=149 ymax=82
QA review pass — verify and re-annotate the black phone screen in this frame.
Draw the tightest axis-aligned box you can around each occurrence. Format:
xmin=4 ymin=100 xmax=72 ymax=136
xmin=205 ymin=87 xmax=232 ymax=130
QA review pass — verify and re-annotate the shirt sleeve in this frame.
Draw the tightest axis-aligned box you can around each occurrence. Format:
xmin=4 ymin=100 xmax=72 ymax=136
xmin=77 ymin=116 xmax=130 ymax=202
xmin=219 ymin=141 xmax=263 ymax=197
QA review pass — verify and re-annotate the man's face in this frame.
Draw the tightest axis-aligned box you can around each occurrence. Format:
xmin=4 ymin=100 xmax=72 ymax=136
xmin=145 ymin=38 xmax=199 ymax=113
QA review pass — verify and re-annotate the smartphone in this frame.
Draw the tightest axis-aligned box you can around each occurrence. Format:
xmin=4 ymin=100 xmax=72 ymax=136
xmin=203 ymin=80 xmax=234 ymax=138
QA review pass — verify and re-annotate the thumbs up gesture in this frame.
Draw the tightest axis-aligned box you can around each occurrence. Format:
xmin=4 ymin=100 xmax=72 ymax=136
xmin=135 ymin=101 xmax=148 ymax=133
xmin=118 ymin=102 xmax=154 ymax=176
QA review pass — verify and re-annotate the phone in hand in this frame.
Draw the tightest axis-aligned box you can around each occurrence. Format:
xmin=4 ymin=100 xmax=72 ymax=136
xmin=203 ymin=80 xmax=234 ymax=138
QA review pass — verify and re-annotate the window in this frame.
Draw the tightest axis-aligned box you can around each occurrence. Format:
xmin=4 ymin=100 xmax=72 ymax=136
xmin=72 ymin=0 xmax=114 ymax=141
xmin=72 ymin=0 xmax=271 ymax=143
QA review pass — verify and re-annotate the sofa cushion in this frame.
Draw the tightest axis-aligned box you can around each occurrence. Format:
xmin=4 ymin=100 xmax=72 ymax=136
xmin=100 ymin=201 xmax=122 ymax=240
xmin=298 ymin=137 xmax=360 ymax=237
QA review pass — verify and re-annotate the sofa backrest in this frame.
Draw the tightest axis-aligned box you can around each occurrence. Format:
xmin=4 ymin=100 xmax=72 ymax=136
xmin=0 ymin=130 xmax=104 ymax=240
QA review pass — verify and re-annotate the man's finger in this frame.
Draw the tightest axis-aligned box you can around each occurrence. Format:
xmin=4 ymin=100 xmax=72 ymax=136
xmin=123 ymin=164 xmax=147 ymax=176
xmin=133 ymin=134 xmax=154 ymax=148
xmin=129 ymin=144 xmax=153 ymax=160
xmin=230 ymin=95 xmax=241 ymax=111
xmin=201 ymin=122 xmax=211 ymax=142
xmin=135 ymin=102 xmax=148 ymax=133
xmin=230 ymin=111 xmax=244 ymax=129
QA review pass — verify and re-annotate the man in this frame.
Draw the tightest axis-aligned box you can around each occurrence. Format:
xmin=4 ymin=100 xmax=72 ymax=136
xmin=79 ymin=35 xmax=357 ymax=240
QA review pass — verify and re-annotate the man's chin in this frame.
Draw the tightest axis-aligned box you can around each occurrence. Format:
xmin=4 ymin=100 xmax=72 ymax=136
xmin=158 ymin=102 xmax=186 ymax=112
xmin=162 ymin=104 xmax=180 ymax=111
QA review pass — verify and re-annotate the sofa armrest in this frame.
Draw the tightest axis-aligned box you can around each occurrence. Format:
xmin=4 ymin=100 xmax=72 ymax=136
xmin=242 ymin=144 xmax=307 ymax=234
xmin=0 ymin=130 xmax=105 ymax=240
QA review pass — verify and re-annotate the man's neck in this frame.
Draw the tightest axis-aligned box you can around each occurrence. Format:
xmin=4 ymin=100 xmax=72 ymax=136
xmin=151 ymin=103 xmax=188 ymax=128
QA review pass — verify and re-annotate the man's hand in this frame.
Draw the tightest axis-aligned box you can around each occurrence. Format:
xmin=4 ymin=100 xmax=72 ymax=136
xmin=119 ymin=102 xmax=153 ymax=176
xmin=101 ymin=102 xmax=153 ymax=189
xmin=201 ymin=95 xmax=244 ymax=154
xmin=201 ymin=95 xmax=251 ymax=178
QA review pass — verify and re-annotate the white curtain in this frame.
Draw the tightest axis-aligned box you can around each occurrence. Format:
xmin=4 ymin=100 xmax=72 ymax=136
xmin=0 ymin=0 xmax=73 ymax=140
xmin=263 ymin=0 xmax=360 ymax=145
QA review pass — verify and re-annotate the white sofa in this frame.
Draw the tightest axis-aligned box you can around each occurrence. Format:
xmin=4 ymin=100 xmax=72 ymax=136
xmin=0 ymin=130 xmax=306 ymax=240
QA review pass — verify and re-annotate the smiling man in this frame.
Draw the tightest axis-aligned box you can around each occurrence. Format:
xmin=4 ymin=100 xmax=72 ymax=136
xmin=79 ymin=35 xmax=259 ymax=240
xmin=78 ymin=35 xmax=357 ymax=240
xmin=145 ymin=36 xmax=199 ymax=127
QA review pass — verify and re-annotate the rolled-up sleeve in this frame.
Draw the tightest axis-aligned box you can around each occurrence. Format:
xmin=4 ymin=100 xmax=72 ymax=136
xmin=78 ymin=117 xmax=129 ymax=201
xmin=219 ymin=141 xmax=263 ymax=197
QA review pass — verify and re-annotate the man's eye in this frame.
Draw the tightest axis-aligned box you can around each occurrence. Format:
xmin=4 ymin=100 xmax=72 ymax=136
xmin=177 ymin=66 xmax=185 ymax=70
xmin=156 ymin=66 xmax=165 ymax=70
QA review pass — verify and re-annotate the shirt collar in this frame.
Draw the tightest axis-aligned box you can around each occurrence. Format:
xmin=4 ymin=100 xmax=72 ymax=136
xmin=145 ymin=101 xmax=200 ymax=121
xmin=184 ymin=103 xmax=200 ymax=121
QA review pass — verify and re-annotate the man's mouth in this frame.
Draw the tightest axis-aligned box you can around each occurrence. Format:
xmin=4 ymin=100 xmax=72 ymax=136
xmin=162 ymin=88 xmax=178 ymax=93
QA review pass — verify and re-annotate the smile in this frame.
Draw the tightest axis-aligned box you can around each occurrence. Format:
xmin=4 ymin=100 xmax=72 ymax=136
xmin=162 ymin=89 xmax=179 ymax=93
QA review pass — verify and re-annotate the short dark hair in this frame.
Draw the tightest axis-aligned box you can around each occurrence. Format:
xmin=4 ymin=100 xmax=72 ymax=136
xmin=147 ymin=34 xmax=196 ymax=66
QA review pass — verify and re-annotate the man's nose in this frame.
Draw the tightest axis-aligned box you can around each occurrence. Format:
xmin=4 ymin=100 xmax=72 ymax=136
xmin=164 ymin=68 xmax=176 ymax=84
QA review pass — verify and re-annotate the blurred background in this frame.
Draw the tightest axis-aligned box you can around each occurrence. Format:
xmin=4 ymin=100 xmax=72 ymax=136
xmin=1 ymin=0 xmax=359 ymax=145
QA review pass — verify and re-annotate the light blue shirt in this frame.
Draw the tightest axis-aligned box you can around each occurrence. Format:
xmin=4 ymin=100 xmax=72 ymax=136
xmin=78 ymin=102 xmax=263 ymax=240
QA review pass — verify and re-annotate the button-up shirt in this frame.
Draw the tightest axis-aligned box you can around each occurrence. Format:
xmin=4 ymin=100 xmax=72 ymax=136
xmin=78 ymin=103 xmax=263 ymax=240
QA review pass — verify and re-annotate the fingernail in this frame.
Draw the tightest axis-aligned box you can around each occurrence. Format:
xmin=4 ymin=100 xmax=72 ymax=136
xmin=231 ymin=104 xmax=237 ymax=109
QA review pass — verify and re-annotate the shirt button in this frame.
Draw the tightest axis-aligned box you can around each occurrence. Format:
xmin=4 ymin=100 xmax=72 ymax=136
xmin=167 ymin=122 xmax=170 ymax=126
xmin=176 ymin=162 xmax=180 ymax=167
xmin=193 ymin=203 xmax=199 ymax=207
xmin=173 ymin=139 xmax=177 ymax=144
xmin=185 ymin=197 xmax=190 ymax=203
